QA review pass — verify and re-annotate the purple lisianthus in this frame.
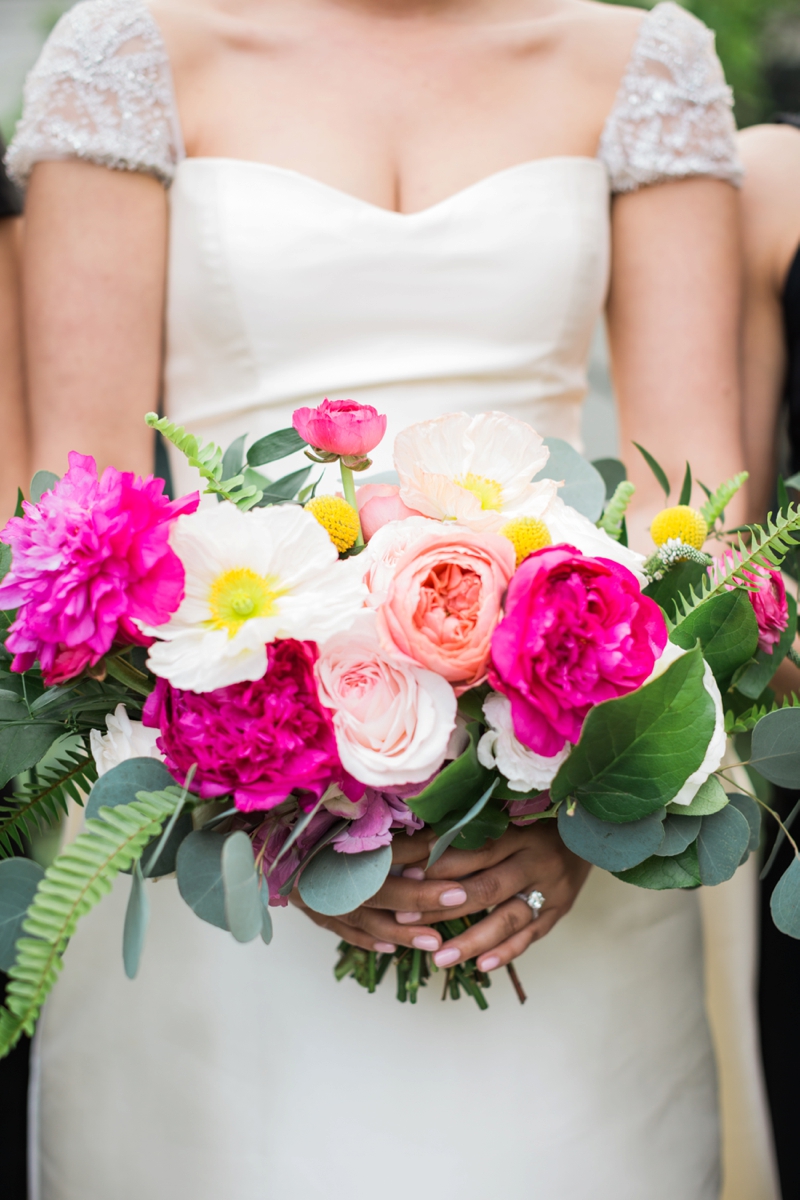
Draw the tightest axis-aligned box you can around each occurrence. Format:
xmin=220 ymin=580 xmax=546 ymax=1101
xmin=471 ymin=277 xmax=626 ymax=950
xmin=253 ymin=809 xmax=340 ymax=906
xmin=333 ymin=785 xmax=425 ymax=854
xmin=143 ymin=639 xmax=345 ymax=812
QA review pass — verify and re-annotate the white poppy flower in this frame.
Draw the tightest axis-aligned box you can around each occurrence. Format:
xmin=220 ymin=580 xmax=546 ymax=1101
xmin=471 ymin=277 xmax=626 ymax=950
xmin=145 ymin=504 xmax=367 ymax=693
xmin=477 ymin=692 xmax=570 ymax=792
xmin=394 ymin=412 xmax=559 ymax=533
xmin=90 ymin=704 xmax=162 ymax=777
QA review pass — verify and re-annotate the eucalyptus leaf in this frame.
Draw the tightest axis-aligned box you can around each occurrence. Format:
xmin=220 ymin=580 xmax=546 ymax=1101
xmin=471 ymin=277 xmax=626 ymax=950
xmin=277 ymin=819 xmax=349 ymax=897
xmin=652 ymin=814 xmax=701 ymax=857
xmin=298 ymin=844 xmax=392 ymax=916
xmin=221 ymin=830 xmax=263 ymax=943
xmin=140 ymin=813 xmax=193 ymax=878
xmin=736 ymin=593 xmax=798 ymax=700
xmin=557 ymin=802 xmax=666 ymax=872
xmin=176 ymin=830 xmax=228 ymax=930
xmin=427 ymin=780 xmax=499 ymax=868
xmin=770 ymin=857 xmax=800 ymax=938
xmin=85 ymin=758 xmax=175 ymax=822
xmin=726 ymin=792 xmax=761 ymax=858
xmin=540 ymin=437 xmax=605 ymax=521
xmin=697 ymin=804 xmax=751 ymax=886
xmin=30 ymin=470 xmax=59 ymax=504
xmin=760 ymin=795 xmax=800 ymax=881
xmin=551 ymin=648 xmax=714 ymax=823
xmin=751 ymin=707 xmax=800 ymax=788
xmin=669 ymin=589 xmax=759 ymax=690
xmin=256 ymin=466 xmax=313 ymax=506
xmin=122 ymin=862 xmax=150 ymax=979
xmin=665 ymin=775 xmax=729 ymax=817
xmin=615 ymin=843 xmax=701 ymax=890
xmin=592 ymin=458 xmax=627 ymax=501
xmin=259 ymin=883 xmax=273 ymax=946
xmin=0 ymin=857 xmax=44 ymax=972
xmin=407 ymin=725 xmax=494 ymax=824
xmin=247 ymin=428 xmax=306 ymax=467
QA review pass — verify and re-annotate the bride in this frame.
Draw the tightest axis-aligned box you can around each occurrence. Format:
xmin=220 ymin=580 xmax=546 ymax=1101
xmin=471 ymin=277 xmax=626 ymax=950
xmin=6 ymin=1 xmax=768 ymax=1197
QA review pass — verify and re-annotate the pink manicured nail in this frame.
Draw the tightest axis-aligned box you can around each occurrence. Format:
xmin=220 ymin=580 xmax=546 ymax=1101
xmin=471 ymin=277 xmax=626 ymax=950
xmin=402 ymin=867 xmax=426 ymax=880
xmin=374 ymin=942 xmax=396 ymax=954
xmin=433 ymin=947 xmax=461 ymax=968
xmin=412 ymin=935 xmax=439 ymax=951
xmin=395 ymin=911 xmax=422 ymax=924
xmin=479 ymin=955 xmax=501 ymax=972
xmin=439 ymin=888 xmax=467 ymax=907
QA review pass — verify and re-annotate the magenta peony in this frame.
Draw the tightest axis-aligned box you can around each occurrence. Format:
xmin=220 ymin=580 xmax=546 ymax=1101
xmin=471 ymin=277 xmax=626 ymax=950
xmin=489 ymin=546 xmax=667 ymax=757
xmin=0 ymin=453 xmax=198 ymax=684
xmin=356 ymin=483 xmax=421 ymax=542
xmin=710 ymin=552 xmax=789 ymax=654
xmin=143 ymin=639 xmax=345 ymax=812
xmin=292 ymin=399 xmax=387 ymax=460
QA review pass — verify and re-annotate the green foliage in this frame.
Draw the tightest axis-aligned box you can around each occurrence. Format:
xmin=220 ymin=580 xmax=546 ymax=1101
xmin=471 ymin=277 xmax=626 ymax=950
xmin=653 ymin=814 xmax=702 ymax=856
xmin=736 ymin=592 xmax=797 ymax=700
xmin=700 ymin=471 xmax=750 ymax=530
xmin=725 ymin=691 xmax=800 ymax=734
xmin=406 ymin=724 xmax=495 ymax=824
xmin=539 ymin=438 xmax=606 ymax=521
xmin=751 ymin=706 xmax=800 ymax=787
xmin=771 ymin=858 xmax=800 ymax=938
xmin=0 ymin=741 xmax=97 ymax=859
xmin=0 ymin=787 xmax=181 ymax=1058
xmin=598 ymin=480 xmax=636 ymax=541
xmin=557 ymin=801 xmax=666 ymax=871
xmin=633 ymin=442 xmax=670 ymax=500
xmin=697 ymin=803 xmax=752 ymax=884
xmin=145 ymin=414 xmax=264 ymax=509
xmin=666 ymin=774 xmax=729 ymax=816
xmin=669 ymin=588 xmax=759 ymax=689
xmin=615 ymin=843 xmax=701 ymax=889
xmin=427 ymin=780 xmax=502 ymax=865
xmin=297 ymin=844 xmax=393 ymax=916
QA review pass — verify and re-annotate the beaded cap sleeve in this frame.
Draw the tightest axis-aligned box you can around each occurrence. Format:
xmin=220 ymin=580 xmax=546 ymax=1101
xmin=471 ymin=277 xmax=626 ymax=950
xmin=5 ymin=0 xmax=181 ymax=187
xmin=599 ymin=2 xmax=742 ymax=194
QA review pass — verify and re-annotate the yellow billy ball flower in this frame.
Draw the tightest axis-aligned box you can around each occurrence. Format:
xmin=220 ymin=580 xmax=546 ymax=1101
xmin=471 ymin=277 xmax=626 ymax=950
xmin=650 ymin=505 xmax=708 ymax=551
xmin=304 ymin=495 xmax=361 ymax=553
xmin=500 ymin=516 xmax=553 ymax=567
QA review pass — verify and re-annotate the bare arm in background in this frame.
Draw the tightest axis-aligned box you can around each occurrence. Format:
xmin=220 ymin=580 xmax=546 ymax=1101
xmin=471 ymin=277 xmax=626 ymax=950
xmin=0 ymin=216 xmax=29 ymax=521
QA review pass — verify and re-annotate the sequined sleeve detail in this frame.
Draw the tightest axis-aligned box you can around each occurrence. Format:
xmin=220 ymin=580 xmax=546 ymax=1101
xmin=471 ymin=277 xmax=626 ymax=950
xmin=5 ymin=0 xmax=182 ymax=187
xmin=598 ymin=2 xmax=742 ymax=194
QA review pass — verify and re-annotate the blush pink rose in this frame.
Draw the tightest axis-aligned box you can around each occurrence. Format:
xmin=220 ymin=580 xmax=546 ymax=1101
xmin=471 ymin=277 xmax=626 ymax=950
xmin=376 ymin=525 xmax=515 ymax=691
xmin=356 ymin=484 xmax=421 ymax=542
xmin=489 ymin=545 xmax=667 ymax=757
xmin=292 ymin=399 xmax=387 ymax=459
xmin=710 ymin=551 xmax=789 ymax=654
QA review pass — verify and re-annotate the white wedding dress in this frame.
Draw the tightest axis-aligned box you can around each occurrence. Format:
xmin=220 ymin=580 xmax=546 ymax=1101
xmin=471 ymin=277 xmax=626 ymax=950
xmin=7 ymin=4 xmax=777 ymax=1198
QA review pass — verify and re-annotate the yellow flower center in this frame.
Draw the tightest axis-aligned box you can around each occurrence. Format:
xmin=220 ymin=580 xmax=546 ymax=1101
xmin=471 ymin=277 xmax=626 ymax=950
xmin=500 ymin=517 xmax=552 ymax=567
xmin=455 ymin=472 xmax=504 ymax=512
xmin=207 ymin=567 xmax=283 ymax=636
xmin=650 ymin=505 xmax=708 ymax=551
xmin=304 ymin=495 xmax=361 ymax=553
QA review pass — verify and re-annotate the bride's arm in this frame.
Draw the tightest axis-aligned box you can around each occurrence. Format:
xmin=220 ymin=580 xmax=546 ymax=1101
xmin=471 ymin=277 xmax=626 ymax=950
xmin=23 ymin=161 xmax=168 ymax=477
xmin=607 ymin=176 xmax=746 ymax=552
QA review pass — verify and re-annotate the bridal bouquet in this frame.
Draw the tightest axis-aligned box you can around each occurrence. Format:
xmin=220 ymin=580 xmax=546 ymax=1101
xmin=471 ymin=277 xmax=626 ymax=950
xmin=2 ymin=401 xmax=800 ymax=1046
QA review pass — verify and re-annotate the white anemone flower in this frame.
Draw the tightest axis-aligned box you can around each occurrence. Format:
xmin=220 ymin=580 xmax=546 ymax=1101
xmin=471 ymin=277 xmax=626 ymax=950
xmin=90 ymin=704 xmax=162 ymax=777
xmin=145 ymin=504 xmax=367 ymax=693
xmin=477 ymin=692 xmax=570 ymax=792
xmin=394 ymin=412 xmax=559 ymax=533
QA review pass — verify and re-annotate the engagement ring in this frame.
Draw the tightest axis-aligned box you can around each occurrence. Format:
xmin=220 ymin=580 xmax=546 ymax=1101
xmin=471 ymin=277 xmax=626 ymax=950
xmin=515 ymin=889 xmax=546 ymax=919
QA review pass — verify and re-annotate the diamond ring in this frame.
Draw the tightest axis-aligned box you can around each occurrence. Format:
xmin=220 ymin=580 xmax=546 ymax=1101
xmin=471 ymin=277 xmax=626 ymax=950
xmin=514 ymin=889 xmax=546 ymax=919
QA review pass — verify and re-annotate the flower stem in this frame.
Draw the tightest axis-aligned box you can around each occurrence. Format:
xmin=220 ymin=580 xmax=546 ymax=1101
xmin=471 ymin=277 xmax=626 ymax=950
xmin=339 ymin=463 xmax=365 ymax=548
xmin=104 ymin=653 xmax=153 ymax=697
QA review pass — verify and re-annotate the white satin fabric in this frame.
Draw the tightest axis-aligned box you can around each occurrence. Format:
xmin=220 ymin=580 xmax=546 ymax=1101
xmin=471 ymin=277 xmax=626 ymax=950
xmin=30 ymin=156 xmax=769 ymax=1200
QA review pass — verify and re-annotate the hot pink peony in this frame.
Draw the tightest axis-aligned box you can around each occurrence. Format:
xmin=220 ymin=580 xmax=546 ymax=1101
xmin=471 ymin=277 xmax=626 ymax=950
xmin=143 ymin=639 xmax=345 ymax=812
xmin=356 ymin=484 xmax=421 ymax=542
xmin=0 ymin=453 xmax=198 ymax=684
xmin=710 ymin=552 xmax=789 ymax=653
xmin=489 ymin=546 xmax=667 ymax=757
xmin=292 ymin=399 xmax=387 ymax=459
xmin=376 ymin=525 xmax=516 ymax=691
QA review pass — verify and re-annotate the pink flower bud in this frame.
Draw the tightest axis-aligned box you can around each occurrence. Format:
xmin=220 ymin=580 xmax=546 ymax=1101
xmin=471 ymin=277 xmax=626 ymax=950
xmin=710 ymin=552 xmax=789 ymax=654
xmin=356 ymin=483 xmax=421 ymax=541
xmin=292 ymin=399 xmax=387 ymax=459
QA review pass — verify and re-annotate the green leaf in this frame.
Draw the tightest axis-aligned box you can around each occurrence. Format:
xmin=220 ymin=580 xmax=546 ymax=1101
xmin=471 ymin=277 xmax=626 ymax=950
xmin=247 ymin=427 xmax=306 ymax=467
xmin=221 ymin=434 xmax=247 ymax=481
xmin=557 ymin=802 xmax=666 ymax=872
xmin=0 ymin=741 xmax=97 ymax=860
xmin=592 ymin=458 xmax=627 ymax=501
xmin=652 ymin=814 xmax=701 ymax=856
xmin=751 ymin=707 xmax=800 ymax=788
xmin=697 ymin=804 xmax=750 ymax=886
xmin=669 ymin=589 xmax=759 ymax=689
xmin=0 ymin=858 xmax=44 ymax=972
xmin=29 ymin=471 xmax=59 ymax=504
xmin=539 ymin=438 xmax=606 ymax=521
xmin=447 ymin=801 xmax=509 ymax=850
xmin=406 ymin=725 xmax=494 ymax=823
xmin=297 ymin=844 xmax=392 ymax=916
xmin=699 ymin=471 xmax=749 ymax=529
xmin=0 ymin=694 xmax=63 ymax=790
xmin=644 ymin=559 xmax=706 ymax=621
xmin=551 ymin=648 xmax=715 ymax=822
xmin=221 ymin=831 xmax=262 ymax=943
xmin=0 ymin=543 xmax=11 ymax=582
xmin=760 ymin=796 xmax=800 ymax=881
xmin=666 ymin=775 xmax=729 ymax=817
xmin=175 ymin=831 xmax=228 ymax=931
xmin=726 ymin=792 xmax=761 ymax=858
xmin=736 ymin=592 xmax=797 ymax=701
xmin=140 ymin=813 xmax=193 ymax=878
xmin=122 ymin=862 xmax=149 ymax=980
xmin=678 ymin=462 xmax=692 ymax=507
xmin=427 ymin=780 xmax=499 ymax=867
xmin=277 ymin=818 xmax=349 ymax=898
xmin=615 ymin=843 xmax=701 ymax=890
xmin=259 ymin=882 xmax=273 ymax=946
xmin=633 ymin=442 xmax=670 ymax=501
xmin=256 ymin=466 xmax=313 ymax=506
xmin=770 ymin=857 xmax=800 ymax=938
xmin=13 ymin=488 xmax=23 ymax=518
xmin=598 ymin=480 xmax=635 ymax=541
xmin=85 ymin=758 xmax=175 ymax=822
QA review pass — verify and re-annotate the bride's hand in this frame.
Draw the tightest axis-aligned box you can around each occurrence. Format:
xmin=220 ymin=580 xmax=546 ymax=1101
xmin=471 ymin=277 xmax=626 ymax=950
xmin=291 ymin=824 xmax=590 ymax=972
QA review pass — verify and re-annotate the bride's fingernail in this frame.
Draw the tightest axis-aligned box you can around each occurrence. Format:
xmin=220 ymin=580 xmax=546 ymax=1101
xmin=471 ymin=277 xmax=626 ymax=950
xmin=439 ymin=888 xmax=467 ymax=907
xmin=402 ymin=867 xmax=426 ymax=880
xmin=479 ymin=955 xmax=501 ymax=972
xmin=433 ymin=947 xmax=460 ymax=968
xmin=395 ymin=911 xmax=422 ymax=924
xmin=413 ymin=935 xmax=439 ymax=951
xmin=374 ymin=942 xmax=396 ymax=953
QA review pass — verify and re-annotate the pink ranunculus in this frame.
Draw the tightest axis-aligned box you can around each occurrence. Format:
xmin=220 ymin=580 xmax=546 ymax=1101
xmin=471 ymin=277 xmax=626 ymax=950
xmin=710 ymin=551 xmax=789 ymax=653
xmin=356 ymin=484 xmax=421 ymax=542
xmin=375 ymin=525 xmax=516 ymax=691
xmin=143 ymin=639 xmax=345 ymax=812
xmin=0 ymin=453 xmax=198 ymax=684
xmin=489 ymin=545 xmax=667 ymax=757
xmin=292 ymin=399 xmax=387 ymax=459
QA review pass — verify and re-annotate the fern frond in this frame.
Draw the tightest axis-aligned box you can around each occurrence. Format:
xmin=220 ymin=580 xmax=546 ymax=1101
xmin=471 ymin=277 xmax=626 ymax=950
xmin=725 ymin=692 xmax=800 ymax=735
xmin=598 ymin=480 xmax=635 ymax=541
xmin=669 ymin=506 xmax=800 ymax=632
xmin=145 ymin=414 xmax=263 ymax=509
xmin=0 ymin=787 xmax=182 ymax=1057
xmin=700 ymin=471 xmax=749 ymax=529
xmin=0 ymin=742 xmax=97 ymax=859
